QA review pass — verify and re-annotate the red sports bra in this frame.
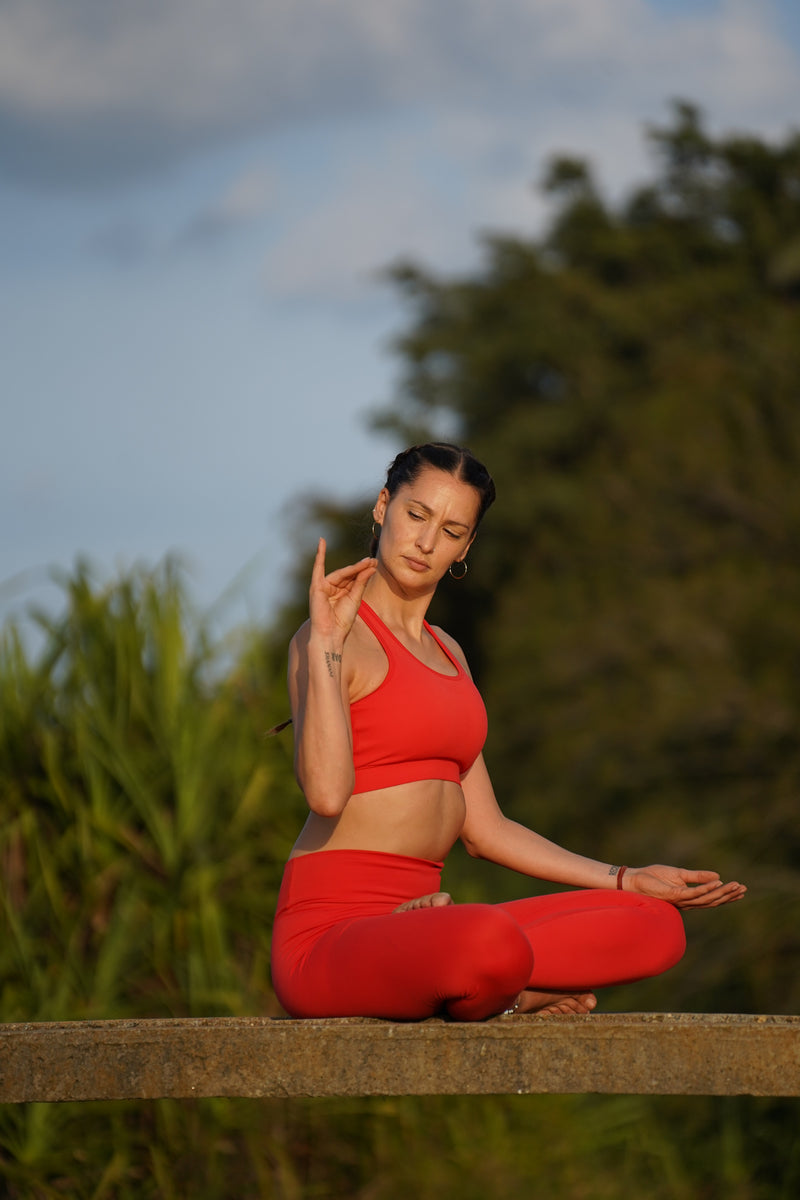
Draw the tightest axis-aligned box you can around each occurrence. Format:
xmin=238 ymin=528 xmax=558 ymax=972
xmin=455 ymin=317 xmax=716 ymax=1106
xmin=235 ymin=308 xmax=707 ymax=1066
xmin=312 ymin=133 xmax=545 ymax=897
xmin=350 ymin=601 xmax=488 ymax=794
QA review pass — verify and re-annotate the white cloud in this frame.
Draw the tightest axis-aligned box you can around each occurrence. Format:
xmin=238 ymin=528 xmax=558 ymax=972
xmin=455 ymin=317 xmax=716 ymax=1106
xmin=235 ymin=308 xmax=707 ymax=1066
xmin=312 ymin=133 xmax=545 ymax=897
xmin=258 ymin=27 xmax=797 ymax=306
xmin=264 ymin=142 xmax=466 ymax=301
xmin=6 ymin=0 xmax=797 ymax=303
xmin=0 ymin=0 xmax=796 ymax=186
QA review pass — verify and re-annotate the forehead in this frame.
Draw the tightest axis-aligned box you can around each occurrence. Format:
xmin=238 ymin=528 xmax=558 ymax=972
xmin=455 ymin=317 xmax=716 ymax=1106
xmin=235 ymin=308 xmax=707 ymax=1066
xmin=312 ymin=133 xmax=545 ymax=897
xmin=393 ymin=467 xmax=481 ymax=525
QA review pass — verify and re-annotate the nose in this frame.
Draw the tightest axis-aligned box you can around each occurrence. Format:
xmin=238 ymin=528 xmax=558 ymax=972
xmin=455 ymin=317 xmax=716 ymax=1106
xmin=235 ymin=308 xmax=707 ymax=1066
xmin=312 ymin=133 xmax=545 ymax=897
xmin=415 ymin=525 xmax=436 ymax=554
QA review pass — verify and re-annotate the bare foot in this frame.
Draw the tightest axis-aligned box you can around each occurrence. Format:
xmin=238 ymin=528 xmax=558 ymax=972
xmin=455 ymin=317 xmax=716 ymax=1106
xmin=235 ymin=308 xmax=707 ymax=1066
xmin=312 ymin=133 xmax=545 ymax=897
xmin=393 ymin=892 xmax=453 ymax=913
xmin=507 ymin=989 xmax=598 ymax=1016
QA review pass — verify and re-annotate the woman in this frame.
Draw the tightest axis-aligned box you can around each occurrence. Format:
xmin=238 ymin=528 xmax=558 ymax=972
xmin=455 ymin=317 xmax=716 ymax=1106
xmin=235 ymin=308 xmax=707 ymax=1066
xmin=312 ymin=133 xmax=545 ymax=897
xmin=271 ymin=443 xmax=745 ymax=1020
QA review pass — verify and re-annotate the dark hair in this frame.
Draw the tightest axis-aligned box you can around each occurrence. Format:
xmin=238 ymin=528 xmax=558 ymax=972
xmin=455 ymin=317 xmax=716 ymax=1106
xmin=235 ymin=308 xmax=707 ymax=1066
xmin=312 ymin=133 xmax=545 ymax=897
xmin=370 ymin=442 xmax=495 ymax=555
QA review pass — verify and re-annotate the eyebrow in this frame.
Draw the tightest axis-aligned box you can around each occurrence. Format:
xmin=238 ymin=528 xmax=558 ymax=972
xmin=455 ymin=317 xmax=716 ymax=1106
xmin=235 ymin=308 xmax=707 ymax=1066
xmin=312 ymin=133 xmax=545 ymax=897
xmin=407 ymin=499 xmax=471 ymax=529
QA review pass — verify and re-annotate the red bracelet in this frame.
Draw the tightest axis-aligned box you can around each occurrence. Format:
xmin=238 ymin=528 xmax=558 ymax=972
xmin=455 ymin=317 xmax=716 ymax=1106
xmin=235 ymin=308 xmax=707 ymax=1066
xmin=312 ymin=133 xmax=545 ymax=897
xmin=616 ymin=866 xmax=628 ymax=890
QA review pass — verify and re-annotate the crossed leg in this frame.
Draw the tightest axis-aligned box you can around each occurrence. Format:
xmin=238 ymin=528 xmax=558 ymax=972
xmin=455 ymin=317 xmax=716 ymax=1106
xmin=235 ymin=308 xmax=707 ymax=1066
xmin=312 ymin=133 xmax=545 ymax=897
xmin=393 ymin=891 xmax=596 ymax=1014
xmin=393 ymin=887 xmax=685 ymax=1017
xmin=275 ymin=887 xmax=685 ymax=1021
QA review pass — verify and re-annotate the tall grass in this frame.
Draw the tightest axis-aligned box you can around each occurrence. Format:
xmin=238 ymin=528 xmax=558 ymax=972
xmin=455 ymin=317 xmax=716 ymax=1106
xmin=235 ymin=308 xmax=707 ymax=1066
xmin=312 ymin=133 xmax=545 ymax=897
xmin=1 ymin=560 xmax=298 ymax=1025
xmin=2 ymin=1092 xmax=798 ymax=1200
xmin=0 ymin=561 xmax=303 ymax=1191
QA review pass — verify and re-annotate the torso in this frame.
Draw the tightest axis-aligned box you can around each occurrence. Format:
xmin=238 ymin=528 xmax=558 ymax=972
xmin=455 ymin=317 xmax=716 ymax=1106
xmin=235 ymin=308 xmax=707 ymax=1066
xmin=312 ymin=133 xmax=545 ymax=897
xmin=289 ymin=603 xmax=480 ymax=861
xmin=288 ymin=778 xmax=467 ymax=861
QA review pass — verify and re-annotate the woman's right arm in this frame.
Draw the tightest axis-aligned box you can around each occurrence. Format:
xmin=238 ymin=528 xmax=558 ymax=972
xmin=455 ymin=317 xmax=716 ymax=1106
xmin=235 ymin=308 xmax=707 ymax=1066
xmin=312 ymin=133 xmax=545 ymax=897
xmin=288 ymin=538 xmax=376 ymax=816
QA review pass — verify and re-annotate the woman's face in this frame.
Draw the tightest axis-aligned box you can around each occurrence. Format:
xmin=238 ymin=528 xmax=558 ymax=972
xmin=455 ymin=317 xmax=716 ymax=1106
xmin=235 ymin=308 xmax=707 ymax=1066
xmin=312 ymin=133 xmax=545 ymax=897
xmin=373 ymin=466 xmax=480 ymax=586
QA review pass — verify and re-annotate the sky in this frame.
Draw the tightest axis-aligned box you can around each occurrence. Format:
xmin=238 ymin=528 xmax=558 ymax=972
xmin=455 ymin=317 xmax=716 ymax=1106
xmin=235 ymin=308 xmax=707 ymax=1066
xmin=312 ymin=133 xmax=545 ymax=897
xmin=2 ymin=0 xmax=799 ymax=640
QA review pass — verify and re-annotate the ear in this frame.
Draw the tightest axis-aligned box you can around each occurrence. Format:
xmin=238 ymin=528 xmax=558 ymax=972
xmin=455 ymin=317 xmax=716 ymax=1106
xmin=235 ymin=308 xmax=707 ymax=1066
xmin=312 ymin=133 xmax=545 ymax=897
xmin=373 ymin=488 xmax=390 ymax=524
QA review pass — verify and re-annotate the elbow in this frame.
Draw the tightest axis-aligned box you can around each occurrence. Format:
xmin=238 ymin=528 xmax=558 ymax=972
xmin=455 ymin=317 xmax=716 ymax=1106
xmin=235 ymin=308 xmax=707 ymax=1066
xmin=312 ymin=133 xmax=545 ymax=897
xmin=307 ymin=792 xmax=350 ymax=818
xmin=460 ymin=832 xmax=485 ymax=860
xmin=296 ymin=762 xmax=354 ymax=818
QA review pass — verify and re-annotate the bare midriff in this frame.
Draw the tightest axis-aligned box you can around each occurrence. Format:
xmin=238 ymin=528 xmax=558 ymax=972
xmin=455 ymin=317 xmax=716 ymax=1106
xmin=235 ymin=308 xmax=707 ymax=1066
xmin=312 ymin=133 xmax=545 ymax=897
xmin=288 ymin=778 xmax=466 ymax=863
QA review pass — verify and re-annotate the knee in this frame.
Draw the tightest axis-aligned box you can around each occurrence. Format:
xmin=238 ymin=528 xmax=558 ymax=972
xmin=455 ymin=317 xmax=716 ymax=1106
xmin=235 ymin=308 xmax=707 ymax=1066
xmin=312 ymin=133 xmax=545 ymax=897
xmin=664 ymin=903 xmax=687 ymax=967
xmin=642 ymin=898 xmax=687 ymax=973
xmin=457 ymin=904 xmax=533 ymax=992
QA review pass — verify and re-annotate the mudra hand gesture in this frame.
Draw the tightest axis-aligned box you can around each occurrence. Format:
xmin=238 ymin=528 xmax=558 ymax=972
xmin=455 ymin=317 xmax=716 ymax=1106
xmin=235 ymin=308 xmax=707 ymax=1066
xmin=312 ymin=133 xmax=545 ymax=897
xmin=627 ymin=865 xmax=746 ymax=909
xmin=309 ymin=538 xmax=377 ymax=642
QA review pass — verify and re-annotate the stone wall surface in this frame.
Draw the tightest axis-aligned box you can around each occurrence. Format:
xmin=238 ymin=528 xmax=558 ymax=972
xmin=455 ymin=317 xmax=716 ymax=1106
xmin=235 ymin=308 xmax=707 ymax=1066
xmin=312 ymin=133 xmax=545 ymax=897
xmin=1 ymin=1014 xmax=798 ymax=1103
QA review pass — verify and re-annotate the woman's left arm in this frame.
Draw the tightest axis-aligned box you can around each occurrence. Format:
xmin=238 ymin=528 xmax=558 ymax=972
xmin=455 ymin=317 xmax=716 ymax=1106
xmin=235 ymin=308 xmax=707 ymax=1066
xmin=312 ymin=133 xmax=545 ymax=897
xmin=459 ymin=754 xmax=746 ymax=910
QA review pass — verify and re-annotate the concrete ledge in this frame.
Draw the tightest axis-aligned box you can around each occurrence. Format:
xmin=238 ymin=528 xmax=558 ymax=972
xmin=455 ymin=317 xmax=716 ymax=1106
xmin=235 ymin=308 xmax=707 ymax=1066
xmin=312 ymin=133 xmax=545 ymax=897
xmin=1 ymin=1014 xmax=798 ymax=1103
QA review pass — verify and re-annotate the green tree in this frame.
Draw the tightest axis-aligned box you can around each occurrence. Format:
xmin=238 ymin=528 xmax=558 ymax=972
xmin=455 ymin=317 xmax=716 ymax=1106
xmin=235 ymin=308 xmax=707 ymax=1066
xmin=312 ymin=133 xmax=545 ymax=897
xmin=300 ymin=102 xmax=800 ymax=1015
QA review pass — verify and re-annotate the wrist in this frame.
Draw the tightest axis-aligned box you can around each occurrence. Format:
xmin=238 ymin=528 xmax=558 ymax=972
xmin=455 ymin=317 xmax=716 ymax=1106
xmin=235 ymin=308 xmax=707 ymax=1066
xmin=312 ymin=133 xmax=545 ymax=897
xmin=608 ymin=864 xmax=629 ymax=890
xmin=307 ymin=632 xmax=347 ymax=656
xmin=305 ymin=637 xmax=347 ymax=685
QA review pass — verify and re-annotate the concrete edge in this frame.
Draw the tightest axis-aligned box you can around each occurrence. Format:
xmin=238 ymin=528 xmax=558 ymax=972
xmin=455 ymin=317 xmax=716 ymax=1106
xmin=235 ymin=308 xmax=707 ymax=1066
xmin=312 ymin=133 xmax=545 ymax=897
xmin=1 ymin=1014 xmax=798 ymax=1102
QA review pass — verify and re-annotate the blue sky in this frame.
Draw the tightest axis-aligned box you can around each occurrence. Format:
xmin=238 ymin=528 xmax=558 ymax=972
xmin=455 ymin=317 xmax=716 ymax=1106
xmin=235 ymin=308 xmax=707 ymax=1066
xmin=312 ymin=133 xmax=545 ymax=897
xmin=2 ymin=0 xmax=799 ymax=636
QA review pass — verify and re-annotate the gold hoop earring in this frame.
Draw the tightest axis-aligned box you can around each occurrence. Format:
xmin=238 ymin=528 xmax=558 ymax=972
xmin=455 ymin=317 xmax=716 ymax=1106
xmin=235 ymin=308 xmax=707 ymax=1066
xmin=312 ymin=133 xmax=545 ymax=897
xmin=449 ymin=559 xmax=468 ymax=580
xmin=371 ymin=521 xmax=381 ymax=539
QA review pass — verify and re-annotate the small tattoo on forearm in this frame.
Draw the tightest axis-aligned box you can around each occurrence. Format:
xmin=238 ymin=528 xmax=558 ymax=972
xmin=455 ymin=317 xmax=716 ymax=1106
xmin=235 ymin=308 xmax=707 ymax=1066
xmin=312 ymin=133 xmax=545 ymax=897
xmin=608 ymin=865 xmax=619 ymax=876
xmin=324 ymin=650 xmax=342 ymax=677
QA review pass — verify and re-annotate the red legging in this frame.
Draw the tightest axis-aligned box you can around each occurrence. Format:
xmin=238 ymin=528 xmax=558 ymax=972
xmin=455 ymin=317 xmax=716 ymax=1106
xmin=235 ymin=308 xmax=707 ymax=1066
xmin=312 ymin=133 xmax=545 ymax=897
xmin=270 ymin=849 xmax=686 ymax=1021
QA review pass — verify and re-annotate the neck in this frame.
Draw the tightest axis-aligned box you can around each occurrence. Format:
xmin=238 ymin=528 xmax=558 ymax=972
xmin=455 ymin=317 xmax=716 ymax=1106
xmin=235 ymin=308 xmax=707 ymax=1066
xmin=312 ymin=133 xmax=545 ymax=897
xmin=362 ymin=572 xmax=436 ymax=635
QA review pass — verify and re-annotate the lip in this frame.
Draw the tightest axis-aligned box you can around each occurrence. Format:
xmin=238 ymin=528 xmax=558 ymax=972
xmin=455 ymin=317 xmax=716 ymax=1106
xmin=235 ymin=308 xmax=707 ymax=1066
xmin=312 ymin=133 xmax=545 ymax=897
xmin=403 ymin=556 xmax=430 ymax=572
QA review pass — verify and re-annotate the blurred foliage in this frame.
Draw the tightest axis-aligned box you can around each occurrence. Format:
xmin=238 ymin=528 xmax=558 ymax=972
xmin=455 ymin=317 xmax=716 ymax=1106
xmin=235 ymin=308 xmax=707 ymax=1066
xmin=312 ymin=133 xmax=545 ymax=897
xmin=3 ymin=1094 xmax=800 ymax=1199
xmin=2 ymin=101 xmax=800 ymax=1196
xmin=0 ymin=558 xmax=301 ymax=1026
xmin=307 ymin=100 xmax=800 ymax=1013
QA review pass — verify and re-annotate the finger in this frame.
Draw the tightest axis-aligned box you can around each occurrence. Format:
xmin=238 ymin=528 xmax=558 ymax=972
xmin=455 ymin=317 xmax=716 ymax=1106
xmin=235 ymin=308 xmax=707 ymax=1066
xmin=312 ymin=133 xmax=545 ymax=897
xmin=689 ymin=881 xmax=736 ymax=900
xmin=667 ymin=882 xmax=727 ymax=907
xmin=349 ymin=561 xmax=378 ymax=597
xmin=711 ymin=883 xmax=747 ymax=903
xmin=709 ymin=892 xmax=746 ymax=907
xmin=310 ymin=537 xmax=327 ymax=584
xmin=681 ymin=893 xmax=743 ymax=909
xmin=673 ymin=878 xmax=724 ymax=899
xmin=705 ymin=881 xmax=746 ymax=899
xmin=323 ymin=557 xmax=377 ymax=586
xmin=679 ymin=869 xmax=722 ymax=886
xmin=678 ymin=883 xmax=746 ymax=909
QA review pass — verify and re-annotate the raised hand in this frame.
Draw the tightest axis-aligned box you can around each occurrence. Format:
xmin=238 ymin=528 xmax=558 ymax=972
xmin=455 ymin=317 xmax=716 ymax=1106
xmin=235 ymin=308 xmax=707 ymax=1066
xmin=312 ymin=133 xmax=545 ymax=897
xmin=626 ymin=864 xmax=746 ymax=910
xmin=309 ymin=538 xmax=377 ymax=643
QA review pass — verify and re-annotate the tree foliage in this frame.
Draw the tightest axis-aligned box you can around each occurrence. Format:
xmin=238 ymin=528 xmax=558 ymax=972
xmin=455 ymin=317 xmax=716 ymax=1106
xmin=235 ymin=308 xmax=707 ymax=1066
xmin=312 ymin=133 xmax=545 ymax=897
xmin=303 ymin=102 xmax=800 ymax=1015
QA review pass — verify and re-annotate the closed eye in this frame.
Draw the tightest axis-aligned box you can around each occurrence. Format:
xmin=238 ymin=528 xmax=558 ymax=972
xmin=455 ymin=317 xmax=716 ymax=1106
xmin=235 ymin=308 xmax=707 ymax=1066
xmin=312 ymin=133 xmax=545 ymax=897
xmin=408 ymin=509 xmax=465 ymax=539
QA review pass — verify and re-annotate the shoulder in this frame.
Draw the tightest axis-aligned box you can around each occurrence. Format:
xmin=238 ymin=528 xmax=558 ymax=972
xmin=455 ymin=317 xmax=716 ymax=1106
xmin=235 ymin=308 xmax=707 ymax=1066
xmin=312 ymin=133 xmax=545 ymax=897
xmin=430 ymin=624 xmax=473 ymax=677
